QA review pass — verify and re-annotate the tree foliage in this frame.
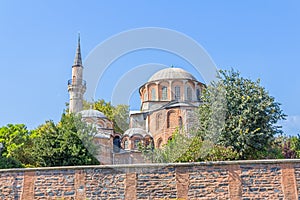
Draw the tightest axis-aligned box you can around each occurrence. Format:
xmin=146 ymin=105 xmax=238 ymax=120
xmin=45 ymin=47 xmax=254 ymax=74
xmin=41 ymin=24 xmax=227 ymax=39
xmin=0 ymin=114 xmax=100 ymax=168
xmin=208 ymin=69 xmax=286 ymax=159
xmin=0 ymin=157 xmax=23 ymax=169
xmin=0 ymin=124 xmax=30 ymax=166
xmin=140 ymin=129 xmax=239 ymax=163
xmin=30 ymin=114 xmax=99 ymax=167
xmin=113 ymin=104 xmax=130 ymax=132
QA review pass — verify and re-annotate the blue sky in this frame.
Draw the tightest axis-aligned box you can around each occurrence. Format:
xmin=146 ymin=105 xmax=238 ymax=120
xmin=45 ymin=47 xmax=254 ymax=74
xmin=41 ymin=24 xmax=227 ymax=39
xmin=0 ymin=1 xmax=300 ymax=135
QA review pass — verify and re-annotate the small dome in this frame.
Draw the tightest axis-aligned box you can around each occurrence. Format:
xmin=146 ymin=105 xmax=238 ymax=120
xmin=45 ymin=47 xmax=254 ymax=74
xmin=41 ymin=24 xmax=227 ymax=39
xmin=123 ymin=128 xmax=152 ymax=138
xmin=78 ymin=109 xmax=107 ymax=118
xmin=148 ymin=67 xmax=196 ymax=82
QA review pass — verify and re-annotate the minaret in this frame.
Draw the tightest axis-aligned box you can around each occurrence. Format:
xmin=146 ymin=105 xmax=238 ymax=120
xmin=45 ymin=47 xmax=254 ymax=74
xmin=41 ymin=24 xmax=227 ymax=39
xmin=68 ymin=34 xmax=86 ymax=113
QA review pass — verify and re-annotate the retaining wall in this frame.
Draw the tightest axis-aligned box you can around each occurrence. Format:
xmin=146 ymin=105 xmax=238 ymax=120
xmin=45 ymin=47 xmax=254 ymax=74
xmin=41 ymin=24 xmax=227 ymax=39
xmin=0 ymin=159 xmax=299 ymax=199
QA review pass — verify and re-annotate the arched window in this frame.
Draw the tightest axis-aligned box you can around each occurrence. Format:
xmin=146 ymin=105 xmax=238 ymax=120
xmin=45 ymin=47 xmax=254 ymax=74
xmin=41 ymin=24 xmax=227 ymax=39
xmin=151 ymin=88 xmax=156 ymax=100
xmin=196 ymin=89 xmax=201 ymax=101
xmin=174 ymin=86 xmax=180 ymax=101
xmin=162 ymin=86 xmax=168 ymax=100
xmin=178 ymin=116 xmax=183 ymax=129
xmin=134 ymin=139 xmax=140 ymax=149
xmin=187 ymin=86 xmax=192 ymax=101
xmin=113 ymin=136 xmax=121 ymax=153
xmin=167 ymin=110 xmax=177 ymax=128
xmin=144 ymin=138 xmax=150 ymax=146
xmin=157 ymin=138 xmax=163 ymax=148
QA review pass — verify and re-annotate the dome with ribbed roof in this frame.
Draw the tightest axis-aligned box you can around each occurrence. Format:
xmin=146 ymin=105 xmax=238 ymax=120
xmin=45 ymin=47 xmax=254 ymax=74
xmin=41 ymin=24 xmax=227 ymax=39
xmin=148 ymin=67 xmax=196 ymax=82
xmin=78 ymin=109 xmax=107 ymax=118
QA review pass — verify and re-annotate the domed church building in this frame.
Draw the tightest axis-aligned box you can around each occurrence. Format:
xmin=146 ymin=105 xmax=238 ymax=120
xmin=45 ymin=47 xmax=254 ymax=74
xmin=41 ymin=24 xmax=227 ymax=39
xmin=67 ymin=36 xmax=205 ymax=164
xmin=129 ymin=67 xmax=205 ymax=149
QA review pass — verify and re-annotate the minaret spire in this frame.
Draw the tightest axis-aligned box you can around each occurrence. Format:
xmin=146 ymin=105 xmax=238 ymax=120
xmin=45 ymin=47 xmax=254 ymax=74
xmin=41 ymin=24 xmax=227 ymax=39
xmin=73 ymin=33 xmax=82 ymax=66
xmin=68 ymin=33 xmax=86 ymax=113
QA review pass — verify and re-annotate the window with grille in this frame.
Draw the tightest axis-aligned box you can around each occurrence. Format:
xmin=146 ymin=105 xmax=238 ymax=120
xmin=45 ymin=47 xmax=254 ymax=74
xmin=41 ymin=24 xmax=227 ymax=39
xmin=151 ymin=88 xmax=156 ymax=100
xmin=162 ymin=86 xmax=168 ymax=100
xmin=175 ymin=86 xmax=180 ymax=101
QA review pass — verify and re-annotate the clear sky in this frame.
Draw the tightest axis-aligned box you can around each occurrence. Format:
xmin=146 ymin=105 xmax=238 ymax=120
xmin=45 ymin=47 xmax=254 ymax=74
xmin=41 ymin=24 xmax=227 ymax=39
xmin=0 ymin=1 xmax=300 ymax=135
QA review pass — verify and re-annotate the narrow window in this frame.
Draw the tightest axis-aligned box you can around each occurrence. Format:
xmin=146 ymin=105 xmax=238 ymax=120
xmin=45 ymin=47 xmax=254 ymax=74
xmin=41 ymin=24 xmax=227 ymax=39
xmin=162 ymin=86 xmax=168 ymax=100
xmin=157 ymin=138 xmax=163 ymax=148
xmin=167 ymin=110 xmax=176 ymax=128
xmin=175 ymin=86 xmax=180 ymax=101
xmin=196 ymin=89 xmax=201 ymax=101
xmin=144 ymin=91 xmax=148 ymax=101
xmin=178 ymin=116 xmax=183 ymax=129
xmin=145 ymin=139 xmax=150 ymax=146
xmin=113 ymin=136 xmax=121 ymax=153
xmin=124 ymin=140 xmax=128 ymax=149
xmin=151 ymin=88 xmax=156 ymax=100
xmin=134 ymin=139 xmax=140 ymax=149
xmin=187 ymin=87 xmax=192 ymax=101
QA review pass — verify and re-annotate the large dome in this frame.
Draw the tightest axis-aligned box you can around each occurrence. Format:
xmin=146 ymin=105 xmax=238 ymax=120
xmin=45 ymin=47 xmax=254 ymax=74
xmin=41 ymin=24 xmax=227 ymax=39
xmin=148 ymin=67 xmax=196 ymax=82
xmin=78 ymin=109 xmax=107 ymax=118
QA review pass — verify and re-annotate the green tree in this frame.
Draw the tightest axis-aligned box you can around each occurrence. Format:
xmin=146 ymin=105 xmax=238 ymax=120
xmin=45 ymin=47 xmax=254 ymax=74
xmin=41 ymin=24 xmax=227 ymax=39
xmin=199 ymin=69 xmax=286 ymax=159
xmin=113 ymin=104 xmax=130 ymax=132
xmin=140 ymin=129 xmax=239 ymax=163
xmin=0 ymin=124 xmax=30 ymax=166
xmin=0 ymin=157 xmax=23 ymax=169
xmin=280 ymin=135 xmax=300 ymax=158
xmin=30 ymin=114 xmax=99 ymax=167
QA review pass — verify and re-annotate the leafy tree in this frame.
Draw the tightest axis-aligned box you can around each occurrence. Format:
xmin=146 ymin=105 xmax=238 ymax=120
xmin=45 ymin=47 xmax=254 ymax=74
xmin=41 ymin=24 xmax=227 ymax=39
xmin=280 ymin=135 xmax=300 ymax=159
xmin=140 ymin=129 xmax=239 ymax=163
xmin=198 ymin=69 xmax=286 ymax=159
xmin=0 ymin=124 xmax=30 ymax=166
xmin=30 ymin=114 xmax=99 ymax=167
xmin=0 ymin=157 xmax=23 ymax=169
xmin=113 ymin=104 xmax=130 ymax=132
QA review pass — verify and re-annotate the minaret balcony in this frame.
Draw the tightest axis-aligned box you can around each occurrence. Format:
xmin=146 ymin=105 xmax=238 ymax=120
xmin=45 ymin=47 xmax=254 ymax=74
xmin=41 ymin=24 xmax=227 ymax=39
xmin=68 ymin=79 xmax=86 ymax=87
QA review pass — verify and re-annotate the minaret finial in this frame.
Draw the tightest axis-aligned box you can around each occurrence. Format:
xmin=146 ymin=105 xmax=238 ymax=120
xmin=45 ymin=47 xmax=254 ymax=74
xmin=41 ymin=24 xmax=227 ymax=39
xmin=73 ymin=33 xmax=82 ymax=66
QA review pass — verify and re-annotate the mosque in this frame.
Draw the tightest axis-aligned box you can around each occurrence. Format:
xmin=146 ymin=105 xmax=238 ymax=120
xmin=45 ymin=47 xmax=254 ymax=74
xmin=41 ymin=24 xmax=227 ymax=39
xmin=67 ymin=37 xmax=205 ymax=164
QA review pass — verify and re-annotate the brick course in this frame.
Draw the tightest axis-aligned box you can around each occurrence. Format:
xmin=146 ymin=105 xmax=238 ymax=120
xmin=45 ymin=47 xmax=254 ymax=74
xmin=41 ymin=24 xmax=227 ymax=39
xmin=0 ymin=160 xmax=300 ymax=199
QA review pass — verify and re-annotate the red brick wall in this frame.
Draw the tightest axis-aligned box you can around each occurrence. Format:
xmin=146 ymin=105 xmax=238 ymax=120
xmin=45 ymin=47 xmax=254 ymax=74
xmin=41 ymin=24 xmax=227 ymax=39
xmin=150 ymin=108 xmax=182 ymax=148
xmin=0 ymin=160 xmax=300 ymax=199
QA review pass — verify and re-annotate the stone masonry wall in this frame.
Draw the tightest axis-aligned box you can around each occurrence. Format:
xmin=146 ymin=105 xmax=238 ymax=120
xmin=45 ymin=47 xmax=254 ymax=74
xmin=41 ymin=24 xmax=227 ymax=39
xmin=0 ymin=159 xmax=300 ymax=199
